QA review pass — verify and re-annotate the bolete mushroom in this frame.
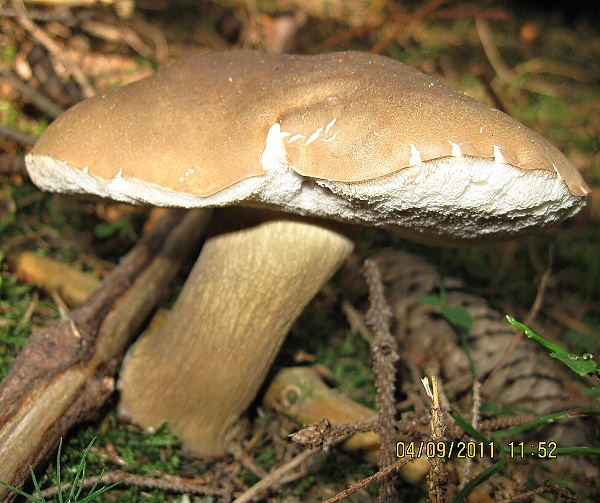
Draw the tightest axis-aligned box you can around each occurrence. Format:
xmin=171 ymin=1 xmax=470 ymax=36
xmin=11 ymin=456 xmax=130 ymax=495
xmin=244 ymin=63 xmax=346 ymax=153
xmin=26 ymin=50 xmax=589 ymax=456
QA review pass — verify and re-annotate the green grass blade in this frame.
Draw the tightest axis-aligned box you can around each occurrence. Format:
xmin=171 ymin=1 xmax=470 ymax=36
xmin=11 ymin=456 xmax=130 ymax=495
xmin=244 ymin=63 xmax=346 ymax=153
xmin=506 ymin=316 xmax=567 ymax=354
xmin=68 ymin=437 xmax=97 ymax=502
xmin=493 ymin=408 xmax=600 ymax=439
xmin=78 ymin=480 xmax=123 ymax=503
xmin=452 ymin=455 xmax=506 ymax=503
xmin=31 ymin=467 xmax=47 ymax=503
xmin=0 ymin=477 xmax=44 ymax=503
xmin=451 ymin=410 xmax=488 ymax=443
xmin=56 ymin=438 xmax=64 ymax=503
xmin=85 ymin=468 xmax=104 ymax=497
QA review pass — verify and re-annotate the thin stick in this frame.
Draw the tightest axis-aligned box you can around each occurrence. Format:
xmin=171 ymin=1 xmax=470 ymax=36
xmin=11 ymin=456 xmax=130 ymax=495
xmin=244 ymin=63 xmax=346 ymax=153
xmin=11 ymin=0 xmax=96 ymax=98
xmin=482 ymin=246 xmax=553 ymax=393
xmin=475 ymin=17 xmax=514 ymax=82
xmin=0 ymin=124 xmax=37 ymax=146
xmin=364 ymin=258 xmax=399 ymax=503
xmin=371 ymin=0 xmax=450 ymax=55
xmin=0 ymin=209 xmax=212 ymax=502
xmin=231 ymin=448 xmax=316 ymax=503
xmin=39 ymin=470 xmax=233 ymax=501
xmin=322 ymin=457 xmax=414 ymax=503
xmin=459 ymin=380 xmax=481 ymax=490
xmin=423 ymin=376 xmax=446 ymax=503
xmin=0 ymin=5 xmax=93 ymax=21
xmin=0 ymin=68 xmax=65 ymax=118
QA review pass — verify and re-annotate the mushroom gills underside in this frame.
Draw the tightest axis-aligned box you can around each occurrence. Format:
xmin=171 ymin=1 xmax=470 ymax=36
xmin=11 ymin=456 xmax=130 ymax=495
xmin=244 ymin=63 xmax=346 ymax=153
xmin=26 ymin=152 xmax=585 ymax=244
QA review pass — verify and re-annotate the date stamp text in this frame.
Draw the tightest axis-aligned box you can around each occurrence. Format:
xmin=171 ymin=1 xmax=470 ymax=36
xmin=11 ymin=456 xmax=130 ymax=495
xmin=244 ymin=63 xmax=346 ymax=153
xmin=396 ymin=441 xmax=558 ymax=459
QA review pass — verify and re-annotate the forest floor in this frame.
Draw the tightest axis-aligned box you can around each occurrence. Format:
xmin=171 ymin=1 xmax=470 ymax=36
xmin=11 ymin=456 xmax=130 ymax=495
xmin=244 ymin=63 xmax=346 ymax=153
xmin=1 ymin=0 xmax=599 ymax=502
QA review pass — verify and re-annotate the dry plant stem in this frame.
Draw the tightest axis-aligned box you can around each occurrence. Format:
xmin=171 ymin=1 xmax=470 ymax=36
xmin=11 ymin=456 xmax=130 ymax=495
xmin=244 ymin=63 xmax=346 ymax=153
xmin=0 ymin=124 xmax=37 ymax=146
xmin=128 ymin=18 xmax=170 ymax=63
xmin=0 ymin=68 xmax=65 ymax=119
xmin=473 ymin=69 xmax=509 ymax=113
xmin=546 ymin=309 xmax=600 ymax=340
xmin=497 ymin=480 xmax=578 ymax=503
xmin=10 ymin=251 xmax=101 ymax=306
xmin=264 ymin=366 xmax=430 ymax=485
xmin=459 ymin=380 xmax=481 ymax=490
xmin=322 ymin=457 xmax=415 ymax=503
xmin=475 ymin=17 xmax=559 ymax=96
xmin=231 ymin=448 xmax=316 ymax=503
xmin=0 ymin=6 xmax=82 ymax=21
xmin=11 ymin=0 xmax=96 ymax=98
xmin=39 ymin=469 xmax=233 ymax=501
xmin=264 ymin=366 xmax=379 ymax=460
xmin=423 ymin=376 xmax=446 ymax=503
xmin=118 ymin=210 xmax=355 ymax=456
xmin=0 ymin=208 xmax=211 ymax=502
xmin=234 ymin=450 xmax=268 ymax=479
xmin=341 ymin=299 xmax=373 ymax=343
xmin=364 ymin=259 xmax=399 ymax=503
xmin=317 ymin=0 xmax=450 ymax=53
xmin=370 ymin=0 xmax=450 ymax=54
xmin=482 ymin=246 xmax=553 ymax=393
xmin=80 ymin=19 xmax=166 ymax=64
xmin=475 ymin=17 xmax=514 ymax=82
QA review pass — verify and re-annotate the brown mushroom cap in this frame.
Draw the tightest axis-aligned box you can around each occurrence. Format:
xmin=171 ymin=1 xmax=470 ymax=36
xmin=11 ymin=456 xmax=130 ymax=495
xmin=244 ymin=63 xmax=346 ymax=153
xmin=27 ymin=50 xmax=589 ymax=243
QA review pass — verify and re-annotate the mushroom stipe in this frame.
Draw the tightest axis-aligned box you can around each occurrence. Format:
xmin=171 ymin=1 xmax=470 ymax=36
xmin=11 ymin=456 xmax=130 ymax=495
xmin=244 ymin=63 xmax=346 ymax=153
xmin=26 ymin=51 xmax=589 ymax=455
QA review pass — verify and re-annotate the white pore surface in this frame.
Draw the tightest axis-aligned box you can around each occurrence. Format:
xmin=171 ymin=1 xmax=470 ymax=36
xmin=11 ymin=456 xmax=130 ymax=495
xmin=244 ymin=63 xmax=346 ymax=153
xmin=26 ymin=141 xmax=581 ymax=242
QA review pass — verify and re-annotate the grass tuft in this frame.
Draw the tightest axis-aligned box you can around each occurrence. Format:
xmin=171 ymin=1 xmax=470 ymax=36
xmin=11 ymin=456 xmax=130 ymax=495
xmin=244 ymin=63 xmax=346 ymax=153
xmin=0 ymin=438 xmax=121 ymax=503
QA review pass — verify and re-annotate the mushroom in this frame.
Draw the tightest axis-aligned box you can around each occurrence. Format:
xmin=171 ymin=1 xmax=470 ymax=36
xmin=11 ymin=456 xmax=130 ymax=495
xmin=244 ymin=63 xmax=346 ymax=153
xmin=26 ymin=50 xmax=589 ymax=456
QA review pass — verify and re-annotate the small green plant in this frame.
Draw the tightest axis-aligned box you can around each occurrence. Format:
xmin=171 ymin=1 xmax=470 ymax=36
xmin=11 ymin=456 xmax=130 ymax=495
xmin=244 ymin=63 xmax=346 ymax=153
xmin=448 ymin=317 xmax=600 ymax=502
xmin=506 ymin=316 xmax=600 ymax=392
xmin=418 ymin=289 xmax=473 ymax=336
xmin=0 ymin=437 xmax=120 ymax=503
xmin=93 ymin=218 xmax=137 ymax=241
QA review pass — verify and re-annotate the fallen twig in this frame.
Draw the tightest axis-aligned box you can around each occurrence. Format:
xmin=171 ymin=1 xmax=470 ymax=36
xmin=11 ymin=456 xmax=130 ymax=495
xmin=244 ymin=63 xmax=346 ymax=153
xmin=0 ymin=208 xmax=212 ymax=502
xmin=0 ymin=124 xmax=37 ymax=146
xmin=322 ymin=457 xmax=415 ymax=503
xmin=9 ymin=251 xmax=101 ymax=306
xmin=370 ymin=0 xmax=450 ymax=55
xmin=39 ymin=469 xmax=233 ymax=502
xmin=364 ymin=258 xmax=399 ymax=503
xmin=264 ymin=366 xmax=430 ymax=484
xmin=497 ymin=480 xmax=578 ymax=503
xmin=422 ymin=376 xmax=447 ymax=503
xmin=482 ymin=245 xmax=553 ymax=394
xmin=459 ymin=380 xmax=482 ymax=490
xmin=0 ymin=68 xmax=65 ymax=119
xmin=11 ymin=0 xmax=97 ymax=98
xmin=264 ymin=366 xmax=380 ymax=462
xmin=231 ymin=448 xmax=316 ymax=503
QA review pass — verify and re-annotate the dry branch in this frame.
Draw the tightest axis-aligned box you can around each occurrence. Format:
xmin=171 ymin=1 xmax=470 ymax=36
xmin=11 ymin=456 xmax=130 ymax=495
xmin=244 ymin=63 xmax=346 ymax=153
xmin=9 ymin=251 xmax=101 ymax=307
xmin=231 ymin=448 xmax=316 ymax=503
xmin=40 ymin=469 xmax=233 ymax=501
xmin=0 ymin=208 xmax=212 ymax=501
xmin=264 ymin=366 xmax=380 ymax=461
xmin=364 ymin=258 xmax=399 ymax=503
xmin=422 ymin=376 xmax=447 ymax=503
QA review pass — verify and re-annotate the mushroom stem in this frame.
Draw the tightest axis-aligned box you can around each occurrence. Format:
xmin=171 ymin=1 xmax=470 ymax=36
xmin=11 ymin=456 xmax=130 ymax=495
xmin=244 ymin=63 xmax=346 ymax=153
xmin=118 ymin=209 xmax=355 ymax=455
